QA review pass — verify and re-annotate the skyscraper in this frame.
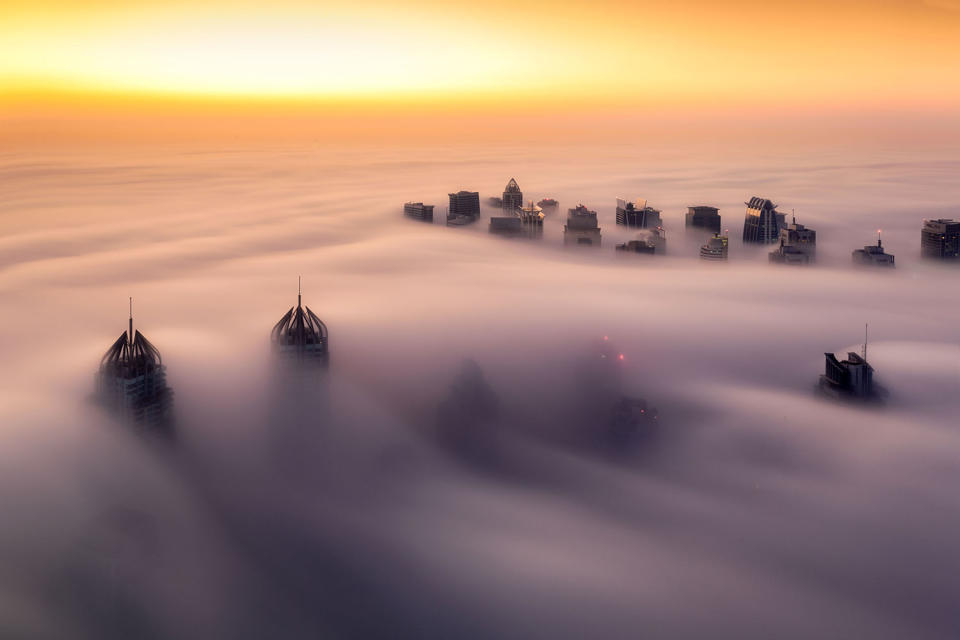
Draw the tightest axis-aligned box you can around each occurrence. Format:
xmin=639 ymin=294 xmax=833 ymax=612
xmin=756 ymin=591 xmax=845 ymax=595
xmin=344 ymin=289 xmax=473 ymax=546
xmin=920 ymin=218 xmax=960 ymax=260
xmin=769 ymin=213 xmax=816 ymax=264
xmin=502 ymin=178 xmax=523 ymax=212
xmin=403 ymin=202 xmax=434 ymax=223
xmin=564 ymin=204 xmax=602 ymax=246
xmin=96 ymin=301 xmax=173 ymax=431
xmin=743 ymin=197 xmax=786 ymax=244
xmin=272 ymin=280 xmax=329 ymax=365
xmin=685 ymin=206 xmax=721 ymax=234
xmin=852 ymin=233 xmax=895 ymax=267
xmin=447 ymin=190 xmax=481 ymax=225
xmin=616 ymin=198 xmax=662 ymax=229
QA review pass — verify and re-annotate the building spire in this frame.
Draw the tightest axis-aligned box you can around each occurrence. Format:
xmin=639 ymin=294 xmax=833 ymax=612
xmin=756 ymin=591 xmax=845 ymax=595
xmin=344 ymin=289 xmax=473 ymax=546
xmin=862 ymin=323 xmax=868 ymax=361
xmin=792 ymin=208 xmax=796 ymax=225
xmin=877 ymin=229 xmax=882 ymax=248
xmin=129 ymin=297 xmax=133 ymax=344
xmin=298 ymin=276 xmax=302 ymax=308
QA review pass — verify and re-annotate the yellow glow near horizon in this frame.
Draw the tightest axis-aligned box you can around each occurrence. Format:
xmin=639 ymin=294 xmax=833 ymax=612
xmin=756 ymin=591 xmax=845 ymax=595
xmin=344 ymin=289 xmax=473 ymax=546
xmin=2 ymin=0 xmax=960 ymax=106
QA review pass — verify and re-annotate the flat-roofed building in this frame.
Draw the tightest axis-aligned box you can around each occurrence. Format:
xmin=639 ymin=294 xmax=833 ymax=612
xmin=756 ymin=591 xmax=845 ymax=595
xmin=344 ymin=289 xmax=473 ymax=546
xmin=685 ymin=206 xmax=721 ymax=234
xmin=564 ymin=204 xmax=602 ymax=246
xmin=448 ymin=190 xmax=481 ymax=223
xmin=770 ymin=215 xmax=816 ymax=264
xmin=403 ymin=202 xmax=434 ymax=223
xmin=852 ymin=233 xmax=895 ymax=267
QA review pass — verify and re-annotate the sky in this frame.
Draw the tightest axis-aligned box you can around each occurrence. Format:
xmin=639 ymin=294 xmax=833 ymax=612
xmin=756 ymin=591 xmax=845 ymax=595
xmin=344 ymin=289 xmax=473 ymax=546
xmin=2 ymin=0 xmax=960 ymax=109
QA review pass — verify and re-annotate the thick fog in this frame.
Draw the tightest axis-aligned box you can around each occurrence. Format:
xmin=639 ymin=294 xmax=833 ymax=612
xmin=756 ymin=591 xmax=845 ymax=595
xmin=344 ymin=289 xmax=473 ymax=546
xmin=1 ymin=138 xmax=959 ymax=639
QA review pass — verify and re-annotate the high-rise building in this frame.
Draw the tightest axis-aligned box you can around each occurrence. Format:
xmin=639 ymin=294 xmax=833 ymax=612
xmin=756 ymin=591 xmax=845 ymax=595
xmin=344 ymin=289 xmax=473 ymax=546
xmin=502 ymin=178 xmax=523 ymax=212
xmin=96 ymin=302 xmax=173 ymax=430
xmin=447 ymin=190 xmax=481 ymax=225
xmin=685 ymin=206 xmax=721 ymax=234
xmin=743 ymin=197 xmax=786 ymax=244
xmin=272 ymin=281 xmax=329 ymax=366
xmin=852 ymin=233 xmax=895 ymax=267
xmin=769 ymin=214 xmax=816 ymax=264
xmin=920 ymin=218 xmax=960 ymax=260
xmin=403 ymin=202 xmax=434 ymax=223
xmin=564 ymin=204 xmax=602 ymax=246
xmin=616 ymin=198 xmax=662 ymax=229
xmin=488 ymin=216 xmax=523 ymax=236
xmin=819 ymin=352 xmax=874 ymax=398
xmin=699 ymin=233 xmax=729 ymax=261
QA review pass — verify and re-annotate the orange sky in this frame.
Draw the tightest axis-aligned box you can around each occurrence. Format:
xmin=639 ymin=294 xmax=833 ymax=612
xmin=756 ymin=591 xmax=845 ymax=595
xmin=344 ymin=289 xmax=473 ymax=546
xmin=2 ymin=0 xmax=960 ymax=108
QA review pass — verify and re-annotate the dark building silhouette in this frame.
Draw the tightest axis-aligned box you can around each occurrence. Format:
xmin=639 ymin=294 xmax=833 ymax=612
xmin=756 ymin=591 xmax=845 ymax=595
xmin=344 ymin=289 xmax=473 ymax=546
xmin=96 ymin=301 xmax=173 ymax=431
xmin=819 ymin=352 xmax=874 ymax=399
xmin=537 ymin=197 xmax=558 ymax=209
xmin=852 ymin=233 xmax=895 ymax=267
xmin=489 ymin=216 xmax=523 ymax=236
xmin=436 ymin=359 xmax=500 ymax=463
xmin=743 ymin=197 xmax=786 ymax=244
xmin=685 ymin=206 xmax=721 ymax=234
xmin=502 ymin=178 xmax=523 ymax=212
xmin=616 ymin=198 xmax=662 ymax=229
xmin=403 ymin=202 xmax=434 ymax=223
xmin=616 ymin=229 xmax=666 ymax=255
xmin=564 ymin=204 xmax=602 ymax=246
xmin=487 ymin=196 xmax=503 ymax=208
xmin=769 ymin=214 xmax=816 ymax=264
xmin=921 ymin=218 xmax=960 ymax=260
xmin=272 ymin=280 xmax=329 ymax=365
xmin=447 ymin=190 xmax=480 ymax=225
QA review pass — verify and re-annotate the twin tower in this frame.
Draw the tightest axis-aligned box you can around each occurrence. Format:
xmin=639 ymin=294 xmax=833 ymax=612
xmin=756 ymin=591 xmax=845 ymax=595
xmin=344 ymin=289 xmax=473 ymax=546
xmin=95 ymin=284 xmax=329 ymax=431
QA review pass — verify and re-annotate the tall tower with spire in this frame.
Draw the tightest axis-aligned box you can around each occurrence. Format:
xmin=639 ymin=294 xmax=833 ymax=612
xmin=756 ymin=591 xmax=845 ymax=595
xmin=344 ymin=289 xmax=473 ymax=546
xmin=96 ymin=299 xmax=174 ymax=430
xmin=271 ymin=278 xmax=329 ymax=365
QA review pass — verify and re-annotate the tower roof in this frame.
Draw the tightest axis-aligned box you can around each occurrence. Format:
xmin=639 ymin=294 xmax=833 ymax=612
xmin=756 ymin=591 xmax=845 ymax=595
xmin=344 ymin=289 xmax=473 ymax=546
xmin=271 ymin=281 xmax=328 ymax=353
xmin=504 ymin=178 xmax=521 ymax=193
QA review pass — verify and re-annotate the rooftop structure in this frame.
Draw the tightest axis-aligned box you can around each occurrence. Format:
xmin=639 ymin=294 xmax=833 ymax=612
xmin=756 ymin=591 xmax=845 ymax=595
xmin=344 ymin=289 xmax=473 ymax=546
xmin=447 ymin=190 xmax=480 ymax=224
xmin=616 ymin=198 xmax=662 ymax=229
xmin=685 ymin=206 xmax=721 ymax=234
xmin=921 ymin=218 xmax=960 ymax=260
xmin=564 ymin=204 xmax=602 ymax=246
xmin=617 ymin=228 xmax=666 ymax=255
xmin=96 ymin=300 xmax=173 ymax=430
xmin=699 ymin=233 xmax=729 ymax=261
xmin=743 ymin=196 xmax=786 ymax=244
xmin=818 ymin=327 xmax=878 ymax=400
xmin=852 ymin=232 xmax=895 ymax=267
xmin=403 ymin=202 xmax=434 ymax=223
xmin=271 ymin=279 xmax=329 ymax=365
xmin=769 ymin=212 xmax=816 ymax=264
xmin=537 ymin=198 xmax=559 ymax=209
xmin=502 ymin=178 xmax=523 ymax=212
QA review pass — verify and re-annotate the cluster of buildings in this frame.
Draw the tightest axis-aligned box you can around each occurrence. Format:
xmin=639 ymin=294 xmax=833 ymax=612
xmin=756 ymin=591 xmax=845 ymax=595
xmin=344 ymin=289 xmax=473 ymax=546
xmin=405 ymin=181 xmax=960 ymax=266
xmin=95 ymin=285 xmax=330 ymax=432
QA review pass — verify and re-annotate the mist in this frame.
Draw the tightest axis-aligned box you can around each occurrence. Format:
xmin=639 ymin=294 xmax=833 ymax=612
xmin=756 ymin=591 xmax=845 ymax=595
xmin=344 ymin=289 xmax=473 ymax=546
xmin=1 ymin=134 xmax=959 ymax=639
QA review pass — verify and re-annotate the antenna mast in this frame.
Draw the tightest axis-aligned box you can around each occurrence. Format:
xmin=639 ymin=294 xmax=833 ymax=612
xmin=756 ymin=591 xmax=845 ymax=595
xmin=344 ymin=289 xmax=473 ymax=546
xmin=298 ymin=275 xmax=302 ymax=307
xmin=129 ymin=297 xmax=133 ymax=343
xmin=862 ymin=323 xmax=868 ymax=361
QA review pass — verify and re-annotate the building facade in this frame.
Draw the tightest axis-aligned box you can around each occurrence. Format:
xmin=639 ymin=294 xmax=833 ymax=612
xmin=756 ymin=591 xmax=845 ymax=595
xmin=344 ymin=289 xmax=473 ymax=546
xmin=616 ymin=198 xmax=662 ymax=229
xmin=921 ymin=218 xmax=960 ymax=259
xmin=685 ymin=206 xmax=721 ymax=234
xmin=819 ymin=352 xmax=874 ymax=399
xmin=564 ymin=204 xmax=602 ymax=246
xmin=743 ymin=197 xmax=786 ymax=244
xmin=699 ymin=233 xmax=728 ymax=260
xmin=502 ymin=178 xmax=523 ymax=212
xmin=447 ymin=190 xmax=481 ymax=224
xmin=403 ymin=202 xmax=434 ymax=223
xmin=769 ymin=215 xmax=816 ymax=264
